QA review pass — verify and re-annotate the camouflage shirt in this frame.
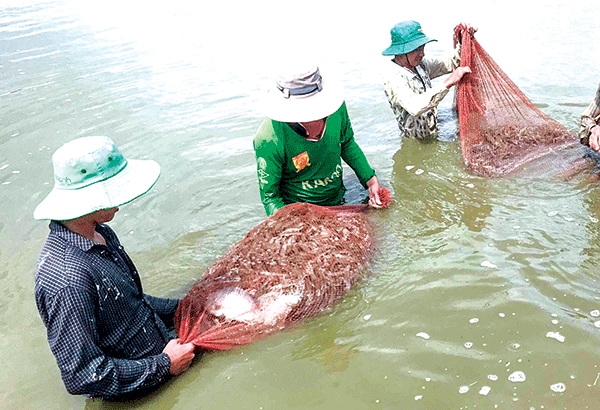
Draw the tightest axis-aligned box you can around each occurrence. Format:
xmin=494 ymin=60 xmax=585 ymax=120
xmin=579 ymin=82 xmax=600 ymax=146
xmin=383 ymin=46 xmax=461 ymax=141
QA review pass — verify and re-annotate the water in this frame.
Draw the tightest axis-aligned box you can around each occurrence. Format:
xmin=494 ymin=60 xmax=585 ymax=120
xmin=2 ymin=0 xmax=600 ymax=408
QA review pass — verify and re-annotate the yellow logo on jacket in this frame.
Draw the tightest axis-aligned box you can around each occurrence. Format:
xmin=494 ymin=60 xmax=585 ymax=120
xmin=292 ymin=151 xmax=310 ymax=172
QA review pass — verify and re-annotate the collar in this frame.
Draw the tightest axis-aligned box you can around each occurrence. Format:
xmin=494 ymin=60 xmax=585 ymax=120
xmin=287 ymin=119 xmax=328 ymax=142
xmin=49 ymin=220 xmax=105 ymax=252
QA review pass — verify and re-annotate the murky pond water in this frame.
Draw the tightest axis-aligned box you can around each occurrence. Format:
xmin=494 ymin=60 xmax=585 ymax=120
xmin=2 ymin=1 xmax=600 ymax=408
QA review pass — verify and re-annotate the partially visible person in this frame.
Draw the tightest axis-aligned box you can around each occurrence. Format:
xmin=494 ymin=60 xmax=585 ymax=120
xmin=579 ymin=83 xmax=600 ymax=152
xmin=382 ymin=20 xmax=475 ymax=141
xmin=33 ymin=136 xmax=195 ymax=401
xmin=253 ymin=64 xmax=384 ymax=216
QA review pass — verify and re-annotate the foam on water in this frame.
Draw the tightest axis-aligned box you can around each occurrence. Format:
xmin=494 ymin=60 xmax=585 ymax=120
xmin=546 ymin=331 xmax=565 ymax=342
xmin=508 ymin=371 xmax=526 ymax=382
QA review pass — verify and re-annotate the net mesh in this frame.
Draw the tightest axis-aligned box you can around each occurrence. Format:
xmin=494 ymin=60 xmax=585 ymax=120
xmin=454 ymin=24 xmax=578 ymax=177
xmin=175 ymin=188 xmax=391 ymax=350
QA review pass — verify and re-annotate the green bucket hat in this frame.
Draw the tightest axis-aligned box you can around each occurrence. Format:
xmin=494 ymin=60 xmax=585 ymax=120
xmin=34 ymin=136 xmax=161 ymax=221
xmin=382 ymin=20 xmax=437 ymax=56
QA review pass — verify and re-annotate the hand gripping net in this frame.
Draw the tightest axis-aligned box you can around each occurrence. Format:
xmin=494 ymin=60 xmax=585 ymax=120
xmin=175 ymin=189 xmax=391 ymax=350
xmin=454 ymin=24 xmax=578 ymax=177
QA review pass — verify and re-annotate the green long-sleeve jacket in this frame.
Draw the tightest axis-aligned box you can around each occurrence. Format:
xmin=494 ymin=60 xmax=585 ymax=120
xmin=253 ymin=102 xmax=376 ymax=216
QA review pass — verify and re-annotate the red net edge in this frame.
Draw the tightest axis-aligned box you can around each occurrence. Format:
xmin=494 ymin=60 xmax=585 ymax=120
xmin=174 ymin=191 xmax=390 ymax=351
xmin=453 ymin=25 xmax=577 ymax=177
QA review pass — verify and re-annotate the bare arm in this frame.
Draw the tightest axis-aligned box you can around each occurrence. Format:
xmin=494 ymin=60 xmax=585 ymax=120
xmin=366 ymin=176 xmax=383 ymax=208
xmin=443 ymin=66 xmax=472 ymax=89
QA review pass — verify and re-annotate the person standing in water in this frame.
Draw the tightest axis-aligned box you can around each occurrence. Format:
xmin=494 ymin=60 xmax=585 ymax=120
xmin=579 ymin=82 xmax=600 ymax=152
xmin=33 ymin=136 xmax=195 ymax=400
xmin=382 ymin=20 xmax=475 ymax=141
xmin=253 ymin=64 xmax=384 ymax=216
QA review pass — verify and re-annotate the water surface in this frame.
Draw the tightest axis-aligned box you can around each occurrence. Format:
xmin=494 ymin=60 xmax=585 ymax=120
xmin=2 ymin=1 xmax=600 ymax=409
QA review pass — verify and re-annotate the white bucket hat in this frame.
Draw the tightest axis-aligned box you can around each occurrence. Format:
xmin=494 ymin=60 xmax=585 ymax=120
xmin=34 ymin=136 xmax=161 ymax=221
xmin=259 ymin=64 xmax=344 ymax=123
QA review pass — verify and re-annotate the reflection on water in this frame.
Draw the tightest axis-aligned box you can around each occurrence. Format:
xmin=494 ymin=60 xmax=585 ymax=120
xmin=4 ymin=1 xmax=600 ymax=409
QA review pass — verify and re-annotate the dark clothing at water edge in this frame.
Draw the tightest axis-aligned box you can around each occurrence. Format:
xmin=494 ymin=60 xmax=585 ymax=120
xmin=33 ymin=135 xmax=194 ymax=400
xmin=35 ymin=221 xmax=177 ymax=400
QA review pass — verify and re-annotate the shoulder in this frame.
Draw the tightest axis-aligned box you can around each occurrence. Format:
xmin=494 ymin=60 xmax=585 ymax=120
xmin=383 ymin=61 xmax=399 ymax=79
xmin=419 ymin=58 xmax=441 ymax=71
xmin=384 ymin=63 xmax=414 ymax=86
xmin=327 ymin=101 xmax=353 ymax=138
xmin=254 ymin=118 xmax=277 ymax=142
xmin=254 ymin=118 xmax=287 ymax=150
xmin=419 ymin=58 xmax=445 ymax=72
xmin=35 ymin=234 xmax=96 ymax=298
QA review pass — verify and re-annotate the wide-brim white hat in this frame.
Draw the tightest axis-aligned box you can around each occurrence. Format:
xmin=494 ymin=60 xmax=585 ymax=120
xmin=34 ymin=136 xmax=161 ymax=221
xmin=259 ymin=64 xmax=344 ymax=123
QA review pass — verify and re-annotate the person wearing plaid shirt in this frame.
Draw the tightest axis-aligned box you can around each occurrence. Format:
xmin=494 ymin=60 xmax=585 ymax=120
xmin=33 ymin=136 xmax=195 ymax=400
xmin=579 ymin=83 xmax=600 ymax=152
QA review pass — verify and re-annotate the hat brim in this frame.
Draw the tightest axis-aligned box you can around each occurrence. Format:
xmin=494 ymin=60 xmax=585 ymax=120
xmin=33 ymin=159 xmax=161 ymax=221
xmin=259 ymin=80 xmax=344 ymax=123
xmin=382 ymin=37 xmax=437 ymax=56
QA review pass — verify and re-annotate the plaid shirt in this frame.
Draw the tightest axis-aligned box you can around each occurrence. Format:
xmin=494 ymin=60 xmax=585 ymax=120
xmin=579 ymin=83 xmax=600 ymax=146
xmin=35 ymin=221 xmax=178 ymax=400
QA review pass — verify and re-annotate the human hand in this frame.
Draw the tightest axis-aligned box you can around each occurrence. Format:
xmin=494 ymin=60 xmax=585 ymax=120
xmin=590 ymin=125 xmax=600 ymax=152
xmin=444 ymin=66 xmax=472 ymax=89
xmin=163 ymin=339 xmax=195 ymax=376
xmin=366 ymin=176 xmax=383 ymax=208
xmin=461 ymin=22 xmax=478 ymax=37
xmin=453 ymin=22 xmax=478 ymax=44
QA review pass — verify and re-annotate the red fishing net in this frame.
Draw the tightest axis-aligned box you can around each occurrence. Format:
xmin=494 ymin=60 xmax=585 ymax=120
xmin=454 ymin=24 xmax=578 ymax=177
xmin=175 ymin=188 xmax=391 ymax=350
